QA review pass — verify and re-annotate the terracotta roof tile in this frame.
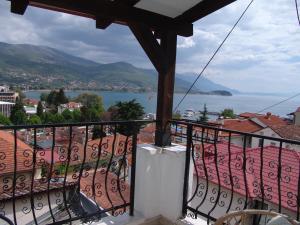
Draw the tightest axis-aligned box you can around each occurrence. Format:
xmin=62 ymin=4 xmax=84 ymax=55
xmin=80 ymin=170 xmax=130 ymax=212
xmin=195 ymin=142 xmax=300 ymax=213
xmin=221 ymin=119 xmax=262 ymax=135
xmin=271 ymin=125 xmax=300 ymax=141
xmin=0 ymin=130 xmax=35 ymax=175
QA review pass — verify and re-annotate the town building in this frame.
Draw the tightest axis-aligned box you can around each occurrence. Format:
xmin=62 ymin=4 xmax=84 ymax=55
xmin=57 ymin=102 xmax=82 ymax=114
xmin=24 ymin=98 xmax=39 ymax=107
xmin=0 ymin=91 xmax=19 ymax=103
xmin=288 ymin=107 xmax=300 ymax=125
xmin=0 ymin=85 xmax=9 ymax=92
xmin=0 ymin=101 xmax=14 ymax=118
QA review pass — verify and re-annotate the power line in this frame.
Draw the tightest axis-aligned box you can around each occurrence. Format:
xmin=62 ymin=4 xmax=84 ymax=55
xmin=173 ymin=0 xmax=255 ymax=112
xmin=296 ymin=0 xmax=300 ymax=26
xmin=256 ymin=92 xmax=300 ymax=113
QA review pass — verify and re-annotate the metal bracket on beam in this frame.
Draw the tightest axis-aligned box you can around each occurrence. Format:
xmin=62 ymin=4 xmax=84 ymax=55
xmin=11 ymin=0 xmax=29 ymax=15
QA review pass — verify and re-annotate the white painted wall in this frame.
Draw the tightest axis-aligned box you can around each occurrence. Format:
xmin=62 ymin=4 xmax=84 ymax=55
xmin=222 ymin=127 xmax=300 ymax=151
xmin=252 ymin=128 xmax=300 ymax=151
xmin=134 ymin=144 xmax=194 ymax=222
xmin=293 ymin=112 xmax=300 ymax=125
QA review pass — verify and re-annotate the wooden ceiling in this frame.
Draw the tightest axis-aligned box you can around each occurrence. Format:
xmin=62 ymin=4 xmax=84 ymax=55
xmin=10 ymin=0 xmax=236 ymax=37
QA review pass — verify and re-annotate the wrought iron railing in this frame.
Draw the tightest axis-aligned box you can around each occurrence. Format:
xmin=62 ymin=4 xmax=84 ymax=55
xmin=0 ymin=120 xmax=151 ymax=225
xmin=170 ymin=120 xmax=300 ymax=225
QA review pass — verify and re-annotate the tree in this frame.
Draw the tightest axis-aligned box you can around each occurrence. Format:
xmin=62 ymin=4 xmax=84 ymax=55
xmin=52 ymin=114 xmax=65 ymax=123
xmin=74 ymin=93 xmax=104 ymax=122
xmin=221 ymin=108 xmax=236 ymax=119
xmin=72 ymin=109 xmax=81 ymax=123
xmin=198 ymin=104 xmax=209 ymax=123
xmin=0 ymin=113 xmax=11 ymax=125
xmin=27 ymin=115 xmax=42 ymax=125
xmin=110 ymin=99 xmax=145 ymax=136
xmin=42 ymin=112 xmax=65 ymax=124
xmin=37 ymin=101 xmax=44 ymax=117
xmin=56 ymin=88 xmax=69 ymax=104
xmin=10 ymin=98 xmax=27 ymax=125
xmin=74 ymin=93 xmax=104 ymax=113
xmin=111 ymin=99 xmax=144 ymax=121
xmin=11 ymin=110 xmax=27 ymax=125
xmin=62 ymin=109 xmax=73 ymax=122
xmin=172 ymin=111 xmax=181 ymax=120
xmin=45 ymin=89 xmax=69 ymax=112
xmin=41 ymin=112 xmax=53 ymax=124
xmin=40 ymin=93 xmax=48 ymax=102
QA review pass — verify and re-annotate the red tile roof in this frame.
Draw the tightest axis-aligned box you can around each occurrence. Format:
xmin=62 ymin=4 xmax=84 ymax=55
xmin=221 ymin=119 xmax=262 ymax=136
xmin=271 ymin=125 xmax=300 ymax=141
xmin=0 ymin=130 xmax=35 ymax=175
xmin=195 ymin=142 xmax=300 ymax=212
xmin=138 ymin=124 xmax=155 ymax=144
xmin=80 ymin=170 xmax=130 ymax=212
xmin=240 ymin=112 xmax=288 ymax=127
xmin=255 ymin=114 xmax=288 ymax=127
xmin=239 ymin=112 xmax=263 ymax=118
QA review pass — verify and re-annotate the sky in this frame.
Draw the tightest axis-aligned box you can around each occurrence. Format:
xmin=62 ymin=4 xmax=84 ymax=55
xmin=0 ymin=0 xmax=299 ymax=93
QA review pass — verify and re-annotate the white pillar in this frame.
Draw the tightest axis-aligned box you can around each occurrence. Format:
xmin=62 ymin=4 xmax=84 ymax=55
xmin=134 ymin=143 xmax=194 ymax=222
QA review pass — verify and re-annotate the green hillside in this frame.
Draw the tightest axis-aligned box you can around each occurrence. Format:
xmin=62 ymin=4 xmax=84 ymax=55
xmin=0 ymin=42 xmax=231 ymax=95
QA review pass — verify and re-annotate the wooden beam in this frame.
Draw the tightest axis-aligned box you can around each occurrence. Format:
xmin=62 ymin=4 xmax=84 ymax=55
xmin=11 ymin=0 xmax=29 ymax=15
xmin=129 ymin=25 xmax=177 ymax=146
xmin=176 ymin=0 xmax=236 ymax=24
xmin=129 ymin=23 xmax=167 ymax=74
xmin=24 ymin=0 xmax=193 ymax=37
xmin=95 ymin=0 xmax=140 ymax=30
xmin=96 ymin=16 xmax=112 ymax=29
xmin=155 ymin=31 xmax=177 ymax=146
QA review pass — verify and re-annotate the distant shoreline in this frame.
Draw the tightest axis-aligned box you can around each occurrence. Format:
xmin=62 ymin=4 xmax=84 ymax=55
xmin=24 ymin=89 xmax=233 ymax=96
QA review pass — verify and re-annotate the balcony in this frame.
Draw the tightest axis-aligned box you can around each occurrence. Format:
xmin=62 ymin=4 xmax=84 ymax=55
xmin=0 ymin=120 xmax=300 ymax=225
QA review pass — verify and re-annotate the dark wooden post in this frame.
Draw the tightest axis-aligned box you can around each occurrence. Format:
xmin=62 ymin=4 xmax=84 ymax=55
xmin=155 ymin=31 xmax=177 ymax=146
xmin=130 ymin=23 xmax=177 ymax=147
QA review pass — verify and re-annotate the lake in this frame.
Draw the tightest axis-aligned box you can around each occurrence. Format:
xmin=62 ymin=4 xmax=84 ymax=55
xmin=24 ymin=90 xmax=300 ymax=117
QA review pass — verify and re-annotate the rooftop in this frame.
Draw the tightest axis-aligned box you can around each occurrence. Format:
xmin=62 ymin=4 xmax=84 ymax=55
xmin=0 ymin=130 xmax=36 ymax=175
xmin=196 ymin=142 xmax=300 ymax=213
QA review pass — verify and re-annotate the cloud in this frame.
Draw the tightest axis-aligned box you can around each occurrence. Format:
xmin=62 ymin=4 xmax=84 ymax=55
xmin=0 ymin=0 xmax=300 ymax=93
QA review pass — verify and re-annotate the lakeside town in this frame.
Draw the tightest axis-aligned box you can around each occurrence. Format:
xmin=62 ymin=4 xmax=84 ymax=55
xmin=1 ymin=0 xmax=300 ymax=223
xmin=1 ymin=83 xmax=300 ymax=223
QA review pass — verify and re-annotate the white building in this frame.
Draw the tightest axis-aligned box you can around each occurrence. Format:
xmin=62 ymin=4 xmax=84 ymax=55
xmin=57 ymin=102 xmax=82 ymax=114
xmin=0 ymin=101 xmax=14 ymax=118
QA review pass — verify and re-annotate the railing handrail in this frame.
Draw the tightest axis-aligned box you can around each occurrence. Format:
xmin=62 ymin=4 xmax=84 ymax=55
xmin=0 ymin=120 xmax=155 ymax=130
xmin=170 ymin=119 xmax=300 ymax=146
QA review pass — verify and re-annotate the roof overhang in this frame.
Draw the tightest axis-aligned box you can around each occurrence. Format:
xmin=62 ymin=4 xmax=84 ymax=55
xmin=10 ymin=0 xmax=236 ymax=37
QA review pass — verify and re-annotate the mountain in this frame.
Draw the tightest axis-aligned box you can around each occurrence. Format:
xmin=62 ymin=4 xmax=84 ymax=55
xmin=177 ymin=73 xmax=240 ymax=93
xmin=0 ymin=42 xmax=233 ymax=94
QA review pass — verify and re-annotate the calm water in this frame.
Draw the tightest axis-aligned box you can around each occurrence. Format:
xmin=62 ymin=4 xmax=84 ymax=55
xmin=25 ymin=90 xmax=300 ymax=117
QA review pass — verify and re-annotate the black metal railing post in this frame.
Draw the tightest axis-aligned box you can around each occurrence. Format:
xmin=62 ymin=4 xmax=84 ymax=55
xmin=182 ymin=124 xmax=193 ymax=217
xmin=129 ymin=130 xmax=138 ymax=216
